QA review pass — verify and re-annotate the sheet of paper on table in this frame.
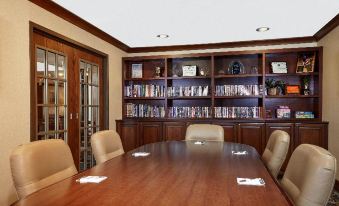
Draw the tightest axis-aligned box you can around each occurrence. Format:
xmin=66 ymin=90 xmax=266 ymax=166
xmin=132 ymin=152 xmax=150 ymax=157
xmin=77 ymin=176 xmax=107 ymax=184
xmin=237 ymin=178 xmax=265 ymax=186
xmin=194 ymin=141 xmax=205 ymax=145
xmin=232 ymin=151 xmax=248 ymax=155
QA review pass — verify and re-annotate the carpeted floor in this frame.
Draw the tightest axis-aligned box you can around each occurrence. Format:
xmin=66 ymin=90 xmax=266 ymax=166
xmin=327 ymin=190 xmax=339 ymax=206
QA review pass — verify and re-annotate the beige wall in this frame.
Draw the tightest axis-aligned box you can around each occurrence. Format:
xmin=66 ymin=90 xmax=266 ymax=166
xmin=0 ymin=0 xmax=126 ymax=205
xmin=319 ymin=26 xmax=339 ymax=180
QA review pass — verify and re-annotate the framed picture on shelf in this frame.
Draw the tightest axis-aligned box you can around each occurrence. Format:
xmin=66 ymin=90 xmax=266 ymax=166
xmin=131 ymin=63 xmax=143 ymax=78
xmin=182 ymin=65 xmax=197 ymax=77
xmin=285 ymin=85 xmax=300 ymax=94
xmin=271 ymin=62 xmax=287 ymax=73
xmin=296 ymin=53 xmax=315 ymax=73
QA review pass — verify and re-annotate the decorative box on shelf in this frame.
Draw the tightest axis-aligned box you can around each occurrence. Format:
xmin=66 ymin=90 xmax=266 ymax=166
xmin=276 ymin=106 xmax=291 ymax=118
xmin=295 ymin=111 xmax=315 ymax=119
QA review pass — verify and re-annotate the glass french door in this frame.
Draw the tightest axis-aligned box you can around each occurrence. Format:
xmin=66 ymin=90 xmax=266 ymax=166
xmin=79 ymin=60 xmax=100 ymax=170
xmin=36 ymin=47 xmax=68 ymax=142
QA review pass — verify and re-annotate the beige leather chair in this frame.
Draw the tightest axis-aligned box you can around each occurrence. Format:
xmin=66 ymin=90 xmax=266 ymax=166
xmin=91 ymin=130 xmax=124 ymax=164
xmin=280 ymin=144 xmax=336 ymax=206
xmin=262 ymin=130 xmax=290 ymax=178
xmin=10 ymin=139 xmax=77 ymax=199
xmin=185 ymin=124 xmax=224 ymax=141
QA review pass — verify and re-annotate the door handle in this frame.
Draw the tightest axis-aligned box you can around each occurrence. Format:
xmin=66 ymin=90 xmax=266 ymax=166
xmin=76 ymin=113 xmax=79 ymax=119
xmin=70 ymin=113 xmax=73 ymax=120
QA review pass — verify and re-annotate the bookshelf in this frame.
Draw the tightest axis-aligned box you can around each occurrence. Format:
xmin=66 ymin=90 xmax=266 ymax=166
xmin=122 ymin=48 xmax=322 ymax=121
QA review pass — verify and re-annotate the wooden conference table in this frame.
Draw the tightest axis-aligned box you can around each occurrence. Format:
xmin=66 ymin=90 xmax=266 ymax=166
xmin=13 ymin=141 xmax=292 ymax=206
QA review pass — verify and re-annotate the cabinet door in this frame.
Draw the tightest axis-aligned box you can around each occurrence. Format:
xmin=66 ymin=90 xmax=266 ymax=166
xmin=163 ymin=122 xmax=186 ymax=141
xmin=295 ymin=123 xmax=328 ymax=149
xmin=265 ymin=123 xmax=294 ymax=170
xmin=238 ymin=123 xmax=265 ymax=154
xmin=116 ymin=121 xmax=139 ymax=152
xmin=140 ymin=122 xmax=163 ymax=145
xmin=215 ymin=123 xmax=237 ymax=142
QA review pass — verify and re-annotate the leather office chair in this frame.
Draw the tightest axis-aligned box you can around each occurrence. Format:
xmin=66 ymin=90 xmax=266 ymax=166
xmin=91 ymin=130 xmax=124 ymax=164
xmin=262 ymin=130 xmax=290 ymax=178
xmin=185 ymin=124 xmax=224 ymax=141
xmin=10 ymin=139 xmax=77 ymax=199
xmin=280 ymin=144 xmax=336 ymax=206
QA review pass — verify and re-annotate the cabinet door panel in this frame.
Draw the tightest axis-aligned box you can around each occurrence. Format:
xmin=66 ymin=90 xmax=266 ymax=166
xmin=295 ymin=123 xmax=327 ymax=149
xmin=215 ymin=123 xmax=237 ymax=142
xmin=265 ymin=123 xmax=294 ymax=170
xmin=238 ymin=123 xmax=265 ymax=154
xmin=116 ymin=121 xmax=139 ymax=152
xmin=140 ymin=122 xmax=163 ymax=145
xmin=164 ymin=122 xmax=186 ymax=141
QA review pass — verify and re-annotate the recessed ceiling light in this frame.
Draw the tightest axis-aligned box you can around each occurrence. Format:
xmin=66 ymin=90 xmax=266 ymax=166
xmin=256 ymin=27 xmax=270 ymax=32
xmin=156 ymin=34 xmax=169 ymax=38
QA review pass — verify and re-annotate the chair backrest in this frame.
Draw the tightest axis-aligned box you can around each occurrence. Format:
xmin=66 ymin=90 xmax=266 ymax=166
xmin=280 ymin=144 xmax=336 ymax=206
xmin=91 ymin=130 xmax=124 ymax=164
xmin=185 ymin=124 xmax=224 ymax=141
xmin=10 ymin=139 xmax=77 ymax=199
xmin=262 ymin=130 xmax=290 ymax=178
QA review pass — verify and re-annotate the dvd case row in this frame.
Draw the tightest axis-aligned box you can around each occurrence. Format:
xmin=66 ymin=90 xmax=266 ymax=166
xmin=214 ymin=107 xmax=262 ymax=118
xmin=167 ymin=86 xmax=209 ymax=97
xmin=125 ymin=103 xmax=165 ymax=118
xmin=215 ymin=85 xmax=263 ymax=96
xmin=124 ymin=84 xmax=165 ymax=97
xmin=168 ymin=107 xmax=211 ymax=118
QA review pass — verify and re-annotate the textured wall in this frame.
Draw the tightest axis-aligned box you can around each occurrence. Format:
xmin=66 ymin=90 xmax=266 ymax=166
xmin=0 ymin=0 xmax=126 ymax=205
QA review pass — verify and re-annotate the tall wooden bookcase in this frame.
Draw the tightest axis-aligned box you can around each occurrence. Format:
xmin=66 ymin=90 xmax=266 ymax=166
xmin=117 ymin=47 xmax=327 ymax=168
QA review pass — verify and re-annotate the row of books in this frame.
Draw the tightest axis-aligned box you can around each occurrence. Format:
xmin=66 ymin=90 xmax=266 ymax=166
xmin=168 ymin=107 xmax=211 ymax=118
xmin=124 ymin=84 xmax=165 ymax=97
xmin=125 ymin=103 xmax=165 ymax=118
xmin=215 ymin=85 xmax=263 ymax=96
xmin=167 ymin=86 xmax=209 ymax=97
xmin=214 ymin=107 xmax=262 ymax=118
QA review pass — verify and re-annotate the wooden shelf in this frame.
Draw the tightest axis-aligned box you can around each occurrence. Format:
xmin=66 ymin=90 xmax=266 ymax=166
xmin=167 ymin=96 xmax=211 ymax=100
xmin=124 ymin=97 xmax=166 ymax=100
xmin=215 ymin=95 xmax=263 ymax=99
xmin=125 ymin=77 xmax=165 ymax=81
xmin=214 ymin=74 xmax=262 ymax=78
xmin=265 ymin=72 xmax=319 ymax=77
xmin=265 ymin=95 xmax=319 ymax=98
xmin=167 ymin=76 xmax=211 ymax=80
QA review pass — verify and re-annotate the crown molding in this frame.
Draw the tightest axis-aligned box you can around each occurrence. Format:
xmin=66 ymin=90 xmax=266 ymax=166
xmin=314 ymin=13 xmax=339 ymax=41
xmin=29 ymin=0 xmax=130 ymax=52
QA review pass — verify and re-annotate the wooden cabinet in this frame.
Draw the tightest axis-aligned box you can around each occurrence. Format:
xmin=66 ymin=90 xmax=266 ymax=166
xmin=295 ymin=123 xmax=328 ymax=149
xmin=139 ymin=122 xmax=163 ymax=145
xmin=238 ymin=123 xmax=265 ymax=154
xmin=116 ymin=121 xmax=139 ymax=152
xmin=163 ymin=122 xmax=186 ymax=141
xmin=216 ymin=123 xmax=237 ymax=142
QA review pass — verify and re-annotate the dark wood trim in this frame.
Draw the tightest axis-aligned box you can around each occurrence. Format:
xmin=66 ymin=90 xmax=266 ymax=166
xmin=335 ymin=180 xmax=339 ymax=191
xmin=29 ymin=21 xmax=109 ymax=138
xmin=127 ymin=37 xmax=316 ymax=53
xmin=314 ymin=14 xmax=339 ymax=41
xmin=29 ymin=0 xmax=129 ymax=52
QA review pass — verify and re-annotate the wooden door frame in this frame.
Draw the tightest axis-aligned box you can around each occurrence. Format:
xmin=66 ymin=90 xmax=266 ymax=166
xmin=29 ymin=21 xmax=109 ymax=141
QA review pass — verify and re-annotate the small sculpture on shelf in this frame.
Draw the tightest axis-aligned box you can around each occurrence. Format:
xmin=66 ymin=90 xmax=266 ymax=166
xmin=154 ymin=66 xmax=161 ymax=78
xmin=228 ymin=60 xmax=245 ymax=75
xmin=250 ymin=66 xmax=258 ymax=74
xmin=301 ymin=76 xmax=311 ymax=95
xmin=172 ymin=64 xmax=182 ymax=77
xmin=199 ymin=67 xmax=209 ymax=76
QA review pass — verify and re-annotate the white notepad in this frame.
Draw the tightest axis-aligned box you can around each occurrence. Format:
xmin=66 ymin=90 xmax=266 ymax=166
xmin=132 ymin=152 xmax=150 ymax=157
xmin=77 ymin=176 xmax=107 ymax=184
xmin=237 ymin=178 xmax=265 ymax=186
xmin=194 ymin=141 xmax=205 ymax=145
xmin=232 ymin=151 xmax=248 ymax=155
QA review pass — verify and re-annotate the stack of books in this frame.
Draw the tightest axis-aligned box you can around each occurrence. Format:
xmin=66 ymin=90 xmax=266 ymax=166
xmin=214 ymin=107 xmax=262 ymax=118
xmin=125 ymin=103 xmax=165 ymax=118
xmin=124 ymin=84 xmax=165 ymax=97
xmin=295 ymin=111 xmax=314 ymax=119
xmin=168 ymin=107 xmax=211 ymax=118
xmin=167 ymin=86 xmax=209 ymax=97
xmin=215 ymin=85 xmax=263 ymax=96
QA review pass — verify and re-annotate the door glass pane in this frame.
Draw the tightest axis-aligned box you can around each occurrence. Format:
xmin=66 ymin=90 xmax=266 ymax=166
xmin=58 ymin=82 xmax=65 ymax=105
xmin=92 ymin=86 xmax=99 ymax=105
xmin=48 ymin=133 xmax=56 ymax=139
xmin=58 ymin=106 xmax=66 ymax=130
xmin=36 ymin=49 xmax=45 ymax=76
xmin=80 ymin=129 xmax=85 ymax=148
xmin=37 ymin=134 xmax=46 ymax=140
xmin=87 ymin=106 xmax=92 ymax=127
xmin=48 ymin=107 xmax=56 ymax=131
xmin=92 ymin=65 xmax=98 ymax=85
xmin=47 ymin=80 xmax=56 ymax=104
xmin=47 ymin=52 xmax=56 ymax=78
xmin=87 ymin=86 xmax=92 ymax=105
xmin=80 ymin=84 xmax=86 ymax=106
xmin=58 ymin=132 xmax=65 ymax=140
xmin=86 ymin=64 xmax=92 ymax=84
xmin=80 ymin=106 xmax=85 ymax=127
xmin=57 ymin=55 xmax=66 ymax=79
xmin=80 ymin=62 xmax=85 ymax=82
xmin=37 ymin=106 xmax=46 ymax=132
xmin=92 ymin=107 xmax=99 ymax=127
xmin=37 ymin=78 xmax=45 ymax=104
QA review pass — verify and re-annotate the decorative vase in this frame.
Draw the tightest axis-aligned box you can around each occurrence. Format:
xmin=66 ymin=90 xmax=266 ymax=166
xmin=268 ymin=87 xmax=277 ymax=96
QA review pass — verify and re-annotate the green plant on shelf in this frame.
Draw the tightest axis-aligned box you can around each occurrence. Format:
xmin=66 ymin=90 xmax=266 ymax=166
xmin=265 ymin=79 xmax=286 ymax=95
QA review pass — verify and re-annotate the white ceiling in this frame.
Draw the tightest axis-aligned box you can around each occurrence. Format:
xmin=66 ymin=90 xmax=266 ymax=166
xmin=53 ymin=0 xmax=339 ymax=48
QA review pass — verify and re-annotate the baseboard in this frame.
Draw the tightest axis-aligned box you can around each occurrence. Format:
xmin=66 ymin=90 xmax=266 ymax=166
xmin=335 ymin=180 xmax=339 ymax=191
